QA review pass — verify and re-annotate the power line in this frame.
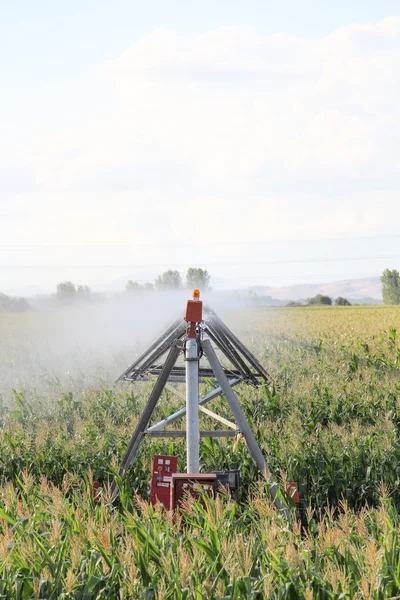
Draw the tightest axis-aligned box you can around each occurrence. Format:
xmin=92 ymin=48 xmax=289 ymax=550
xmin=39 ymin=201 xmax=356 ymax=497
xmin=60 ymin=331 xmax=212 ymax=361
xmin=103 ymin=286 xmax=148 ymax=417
xmin=1 ymin=232 xmax=400 ymax=249
xmin=0 ymin=253 xmax=399 ymax=268
xmin=6 ymin=245 xmax=142 ymax=249
xmin=227 ymin=273 xmax=381 ymax=282
xmin=0 ymin=245 xmax=125 ymax=249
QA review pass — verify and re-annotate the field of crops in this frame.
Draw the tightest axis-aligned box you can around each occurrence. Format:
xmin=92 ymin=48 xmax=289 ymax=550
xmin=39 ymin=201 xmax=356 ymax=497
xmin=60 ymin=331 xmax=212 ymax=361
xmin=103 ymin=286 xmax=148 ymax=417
xmin=1 ymin=304 xmax=400 ymax=598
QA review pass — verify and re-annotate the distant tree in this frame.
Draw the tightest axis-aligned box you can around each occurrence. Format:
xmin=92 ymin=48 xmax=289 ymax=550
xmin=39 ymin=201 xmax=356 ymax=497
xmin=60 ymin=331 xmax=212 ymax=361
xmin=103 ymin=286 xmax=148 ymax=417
xmin=186 ymin=268 xmax=211 ymax=291
xmin=144 ymin=282 xmax=154 ymax=291
xmin=381 ymin=269 xmax=400 ymax=305
xmin=335 ymin=297 xmax=351 ymax=306
xmin=286 ymin=301 xmax=304 ymax=307
xmin=0 ymin=292 xmax=30 ymax=312
xmin=77 ymin=284 xmax=91 ymax=298
xmin=56 ymin=281 xmax=76 ymax=303
xmin=248 ymin=290 xmax=258 ymax=305
xmin=155 ymin=270 xmax=182 ymax=290
xmin=126 ymin=280 xmax=143 ymax=293
xmin=307 ymin=294 xmax=332 ymax=306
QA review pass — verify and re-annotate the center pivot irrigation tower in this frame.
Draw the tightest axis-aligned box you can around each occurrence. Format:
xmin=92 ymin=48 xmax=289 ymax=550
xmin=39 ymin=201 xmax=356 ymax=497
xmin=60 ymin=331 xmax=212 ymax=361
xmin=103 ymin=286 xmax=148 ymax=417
xmin=112 ymin=290 xmax=291 ymax=522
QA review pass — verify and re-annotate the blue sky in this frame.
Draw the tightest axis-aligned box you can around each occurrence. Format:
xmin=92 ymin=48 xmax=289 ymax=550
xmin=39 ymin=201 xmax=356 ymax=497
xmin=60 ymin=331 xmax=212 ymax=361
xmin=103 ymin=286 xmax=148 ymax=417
xmin=1 ymin=1 xmax=400 ymax=294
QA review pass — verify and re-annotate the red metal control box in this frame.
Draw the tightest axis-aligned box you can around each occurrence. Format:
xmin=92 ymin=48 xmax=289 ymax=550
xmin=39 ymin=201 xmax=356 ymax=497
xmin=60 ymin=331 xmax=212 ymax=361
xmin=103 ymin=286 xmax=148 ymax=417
xmin=285 ymin=481 xmax=300 ymax=504
xmin=150 ymin=455 xmax=178 ymax=510
xmin=170 ymin=473 xmax=216 ymax=511
xmin=184 ymin=300 xmax=203 ymax=323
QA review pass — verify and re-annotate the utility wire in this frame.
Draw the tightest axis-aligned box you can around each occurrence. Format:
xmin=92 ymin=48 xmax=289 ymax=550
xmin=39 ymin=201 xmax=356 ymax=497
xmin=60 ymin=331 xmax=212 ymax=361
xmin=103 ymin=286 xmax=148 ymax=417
xmin=1 ymin=232 xmax=400 ymax=249
xmin=0 ymin=253 xmax=400 ymax=268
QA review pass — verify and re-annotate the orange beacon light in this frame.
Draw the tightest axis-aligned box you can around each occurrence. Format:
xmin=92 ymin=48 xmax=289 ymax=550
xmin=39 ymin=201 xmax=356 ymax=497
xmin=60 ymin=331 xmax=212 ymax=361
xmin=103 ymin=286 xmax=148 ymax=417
xmin=184 ymin=290 xmax=203 ymax=335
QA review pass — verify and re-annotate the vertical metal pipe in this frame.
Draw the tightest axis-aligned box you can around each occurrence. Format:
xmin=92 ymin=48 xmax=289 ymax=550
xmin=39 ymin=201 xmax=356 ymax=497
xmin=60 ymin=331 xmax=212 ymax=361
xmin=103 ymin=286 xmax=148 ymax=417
xmin=185 ymin=337 xmax=200 ymax=472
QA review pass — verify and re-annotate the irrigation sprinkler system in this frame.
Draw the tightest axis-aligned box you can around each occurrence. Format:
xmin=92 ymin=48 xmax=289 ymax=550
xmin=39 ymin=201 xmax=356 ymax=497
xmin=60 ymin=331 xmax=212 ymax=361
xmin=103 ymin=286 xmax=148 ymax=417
xmin=113 ymin=291 xmax=294 ymax=524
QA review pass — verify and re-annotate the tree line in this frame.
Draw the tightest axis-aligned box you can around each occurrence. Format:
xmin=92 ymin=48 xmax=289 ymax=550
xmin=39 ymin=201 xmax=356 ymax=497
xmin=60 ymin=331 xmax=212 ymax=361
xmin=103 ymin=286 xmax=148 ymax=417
xmin=54 ymin=268 xmax=211 ymax=303
xmin=56 ymin=282 xmax=92 ymax=303
xmin=287 ymin=295 xmax=351 ymax=307
xmin=52 ymin=269 xmax=400 ymax=305
xmin=3 ymin=267 xmax=400 ymax=310
xmin=126 ymin=268 xmax=211 ymax=293
xmin=0 ymin=293 xmax=30 ymax=312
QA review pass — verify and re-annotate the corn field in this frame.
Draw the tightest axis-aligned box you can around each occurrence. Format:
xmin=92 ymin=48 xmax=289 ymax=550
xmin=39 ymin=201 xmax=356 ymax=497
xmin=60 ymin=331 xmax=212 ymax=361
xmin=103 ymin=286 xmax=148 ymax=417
xmin=1 ymin=305 xmax=400 ymax=598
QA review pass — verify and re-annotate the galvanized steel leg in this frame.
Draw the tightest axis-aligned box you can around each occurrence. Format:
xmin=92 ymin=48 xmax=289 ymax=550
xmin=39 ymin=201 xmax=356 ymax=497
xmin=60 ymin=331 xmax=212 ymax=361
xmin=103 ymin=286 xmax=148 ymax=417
xmin=202 ymin=338 xmax=291 ymax=524
xmin=111 ymin=344 xmax=181 ymax=499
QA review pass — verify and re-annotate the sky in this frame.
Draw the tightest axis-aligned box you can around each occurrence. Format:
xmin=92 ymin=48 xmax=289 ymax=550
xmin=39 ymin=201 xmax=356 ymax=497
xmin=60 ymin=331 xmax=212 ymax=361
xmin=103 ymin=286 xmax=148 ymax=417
xmin=1 ymin=0 xmax=400 ymax=295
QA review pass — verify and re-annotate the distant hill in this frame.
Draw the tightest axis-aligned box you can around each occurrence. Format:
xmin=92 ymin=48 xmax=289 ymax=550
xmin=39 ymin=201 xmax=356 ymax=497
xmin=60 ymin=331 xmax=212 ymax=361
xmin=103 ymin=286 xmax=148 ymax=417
xmin=247 ymin=277 xmax=382 ymax=304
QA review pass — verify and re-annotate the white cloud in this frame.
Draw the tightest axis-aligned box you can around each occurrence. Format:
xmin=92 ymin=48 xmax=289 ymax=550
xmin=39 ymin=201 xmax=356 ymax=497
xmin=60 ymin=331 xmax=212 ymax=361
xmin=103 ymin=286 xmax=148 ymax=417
xmin=2 ymin=17 xmax=400 ymax=290
xmin=97 ymin=18 xmax=400 ymax=181
xmin=4 ymin=17 xmax=397 ymax=187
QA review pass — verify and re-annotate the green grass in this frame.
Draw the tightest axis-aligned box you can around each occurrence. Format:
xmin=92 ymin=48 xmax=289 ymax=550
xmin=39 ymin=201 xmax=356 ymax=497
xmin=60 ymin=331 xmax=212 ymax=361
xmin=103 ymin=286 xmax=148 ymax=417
xmin=1 ymin=305 xmax=400 ymax=598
